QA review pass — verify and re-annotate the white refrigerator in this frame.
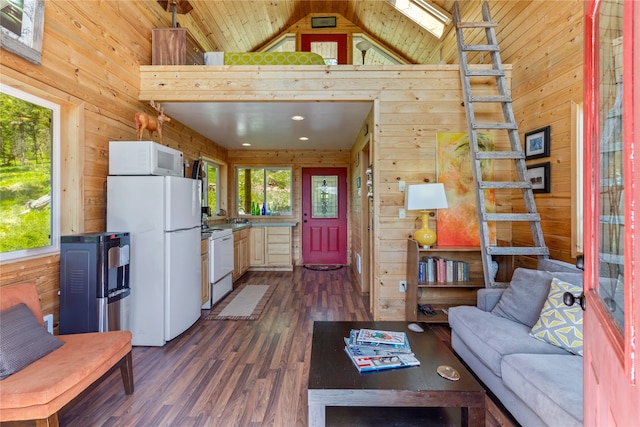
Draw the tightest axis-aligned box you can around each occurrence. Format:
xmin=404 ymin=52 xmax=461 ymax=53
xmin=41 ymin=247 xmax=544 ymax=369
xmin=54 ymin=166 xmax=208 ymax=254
xmin=107 ymin=175 xmax=201 ymax=346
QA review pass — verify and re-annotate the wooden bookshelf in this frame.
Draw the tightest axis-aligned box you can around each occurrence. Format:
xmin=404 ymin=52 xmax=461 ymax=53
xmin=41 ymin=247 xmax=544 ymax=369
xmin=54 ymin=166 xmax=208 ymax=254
xmin=405 ymin=239 xmax=485 ymax=323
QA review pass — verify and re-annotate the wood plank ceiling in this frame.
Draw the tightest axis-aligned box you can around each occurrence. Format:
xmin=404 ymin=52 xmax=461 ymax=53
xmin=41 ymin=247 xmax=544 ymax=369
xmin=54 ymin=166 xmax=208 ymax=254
xmin=170 ymin=0 xmax=459 ymax=64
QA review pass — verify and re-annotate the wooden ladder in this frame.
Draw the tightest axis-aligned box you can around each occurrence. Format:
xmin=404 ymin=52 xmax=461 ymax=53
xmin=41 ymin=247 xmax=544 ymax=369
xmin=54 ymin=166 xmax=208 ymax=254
xmin=452 ymin=1 xmax=548 ymax=287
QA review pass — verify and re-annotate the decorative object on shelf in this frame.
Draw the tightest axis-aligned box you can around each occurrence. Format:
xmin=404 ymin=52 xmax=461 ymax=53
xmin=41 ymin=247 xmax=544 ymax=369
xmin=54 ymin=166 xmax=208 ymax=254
xmin=437 ymin=132 xmax=495 ymax=246
xmin=405 ymin=183 xmax=448 ymax=248
xmin=0 ymin=0 xmax=44 ymax=65
xmin=526 ymin=162 xmax=551 ymax=193
xmin=134 ymin=100 xmax=171 ymax=143
xmin=524 ymin=125 xmax=551 ymax=160
xmin=311 ymin=16 xmax=337 ymax=28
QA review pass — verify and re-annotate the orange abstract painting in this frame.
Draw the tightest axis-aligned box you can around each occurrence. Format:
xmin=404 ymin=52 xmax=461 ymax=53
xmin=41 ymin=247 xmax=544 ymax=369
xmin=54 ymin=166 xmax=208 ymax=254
xmin=436 ymin=133 xmax=496 ymax=246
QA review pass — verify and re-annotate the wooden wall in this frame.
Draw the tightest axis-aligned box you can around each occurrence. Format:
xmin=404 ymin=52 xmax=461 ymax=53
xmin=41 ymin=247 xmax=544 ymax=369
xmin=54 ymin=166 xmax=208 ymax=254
xmin=438 ymin=0 xmax=584 ymax=267
xmin=0 ymin=1 xmax=226 ymax=329
xmin=140 ymin=65 xmax=511 ymax=320
xmin=1 ymin=0 xmax=585 ymax=323
xmin=225 ymin=150 xmax=351 ymax=266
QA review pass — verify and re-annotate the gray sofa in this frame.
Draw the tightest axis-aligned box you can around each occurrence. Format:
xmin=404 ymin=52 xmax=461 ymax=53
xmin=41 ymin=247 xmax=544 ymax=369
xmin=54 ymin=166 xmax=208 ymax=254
xmin=448 ymin=260 xmax=584 ymax=427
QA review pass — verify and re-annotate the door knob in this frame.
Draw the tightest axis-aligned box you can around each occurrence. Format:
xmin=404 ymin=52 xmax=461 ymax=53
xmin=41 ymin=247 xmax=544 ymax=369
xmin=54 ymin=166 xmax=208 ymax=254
xmin=563 ymin=292 xmax=586 ymax=311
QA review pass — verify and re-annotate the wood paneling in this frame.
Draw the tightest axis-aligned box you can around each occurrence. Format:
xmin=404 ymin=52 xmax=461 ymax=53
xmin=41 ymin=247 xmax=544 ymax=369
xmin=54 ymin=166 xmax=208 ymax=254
xmin=1 ymin=0 xmax=584 ymax=323
xmin=141 ymin=65 xmax=511 ymax=320
xmin=438 ymin=0 xmax=584 ymax=266
xmin=0 ymin=0 xmax=226 ymax=329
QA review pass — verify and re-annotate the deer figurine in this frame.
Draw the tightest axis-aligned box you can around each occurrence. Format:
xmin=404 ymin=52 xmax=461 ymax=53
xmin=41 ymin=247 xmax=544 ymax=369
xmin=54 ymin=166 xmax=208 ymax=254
xmin=134 ymin=100 xmax=171 ymax=143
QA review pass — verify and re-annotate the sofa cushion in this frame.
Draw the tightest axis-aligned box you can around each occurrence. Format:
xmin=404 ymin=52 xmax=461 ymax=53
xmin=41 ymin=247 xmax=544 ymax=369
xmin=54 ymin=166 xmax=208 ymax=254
xmin=491 ymin=268 xmax=583 ymax=328
xmin=0 ymin=303 xmax=64 ymax=380
xmin=530 ymin=278 xmax=584 ymax=356
xmin=448 ymin=305 xmax=569 ymax=377
xmin=502 ymin=353 xmax=583 ymax=426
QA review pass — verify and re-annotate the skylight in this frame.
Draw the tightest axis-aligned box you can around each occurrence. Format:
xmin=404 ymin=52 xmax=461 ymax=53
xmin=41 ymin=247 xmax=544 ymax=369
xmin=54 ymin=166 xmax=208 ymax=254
xmin=387 ymin=0 xmax=452 ymax=39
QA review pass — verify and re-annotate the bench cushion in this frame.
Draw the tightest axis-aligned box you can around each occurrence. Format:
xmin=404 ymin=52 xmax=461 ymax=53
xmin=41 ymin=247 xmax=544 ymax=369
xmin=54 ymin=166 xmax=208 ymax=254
xmin=448 ymin=305 xmax=570 ymax=377
xmin=502 ymin=353 xmax=583 ymax=426
xmin=0 ymin=330 xmax=132 ymax=421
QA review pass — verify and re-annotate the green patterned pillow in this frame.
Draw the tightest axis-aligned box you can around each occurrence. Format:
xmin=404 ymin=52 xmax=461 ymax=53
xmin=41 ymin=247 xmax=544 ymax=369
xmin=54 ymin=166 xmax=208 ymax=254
xmin=530 ymin=277 xmax=584 ymax=356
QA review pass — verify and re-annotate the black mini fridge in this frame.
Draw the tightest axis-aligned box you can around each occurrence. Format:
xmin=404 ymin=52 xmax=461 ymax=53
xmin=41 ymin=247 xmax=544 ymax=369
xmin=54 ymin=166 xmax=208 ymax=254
xmin=60 ymin=232 xmax=131 ymax=334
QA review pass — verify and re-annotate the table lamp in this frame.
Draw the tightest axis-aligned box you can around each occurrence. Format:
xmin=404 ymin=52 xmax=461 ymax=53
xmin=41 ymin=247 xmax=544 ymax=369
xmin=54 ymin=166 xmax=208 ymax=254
xmin=405 ymin=183 xmax=448 ymax=248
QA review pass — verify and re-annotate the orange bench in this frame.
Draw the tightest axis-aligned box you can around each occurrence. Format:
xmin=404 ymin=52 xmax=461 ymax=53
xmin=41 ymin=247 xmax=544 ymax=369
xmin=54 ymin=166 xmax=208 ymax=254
xmin=0 ymin=282 xmax=133 ymax=427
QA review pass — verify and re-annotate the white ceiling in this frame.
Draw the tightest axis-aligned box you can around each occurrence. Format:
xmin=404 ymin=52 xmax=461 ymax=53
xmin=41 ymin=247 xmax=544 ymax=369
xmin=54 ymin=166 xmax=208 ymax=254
xmin=162 ymin=101 xmax=373 ymax=151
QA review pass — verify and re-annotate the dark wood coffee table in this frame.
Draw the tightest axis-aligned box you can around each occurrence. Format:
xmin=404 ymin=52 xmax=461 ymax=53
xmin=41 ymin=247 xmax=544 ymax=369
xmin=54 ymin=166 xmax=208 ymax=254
xmin=307 ymin=321 xmax=485 ymax=427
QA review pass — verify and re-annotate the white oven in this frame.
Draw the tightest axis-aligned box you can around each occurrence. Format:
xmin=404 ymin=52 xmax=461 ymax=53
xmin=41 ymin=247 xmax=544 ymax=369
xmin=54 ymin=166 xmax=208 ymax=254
xmin=203 ymin=228 xmax=234 ymax=308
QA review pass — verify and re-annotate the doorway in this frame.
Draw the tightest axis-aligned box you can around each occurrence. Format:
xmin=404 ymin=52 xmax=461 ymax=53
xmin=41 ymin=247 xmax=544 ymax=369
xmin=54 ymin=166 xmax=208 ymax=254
xmin=301 ymin=168 xmax=348 ymax=265
xmin=300 ymin=34 xmax=348 ymax=64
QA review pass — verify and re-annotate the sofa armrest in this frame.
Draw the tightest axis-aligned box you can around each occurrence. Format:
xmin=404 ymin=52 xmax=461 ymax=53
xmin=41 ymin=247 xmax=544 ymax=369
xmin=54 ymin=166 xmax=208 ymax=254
xmin=477 ymin=288 xmax=505 ymax=311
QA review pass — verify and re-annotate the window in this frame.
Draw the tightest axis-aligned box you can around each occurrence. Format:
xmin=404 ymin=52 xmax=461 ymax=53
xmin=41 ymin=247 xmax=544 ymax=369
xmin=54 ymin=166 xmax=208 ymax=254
xmin=236 ymin=167 xmax=292 ymax=216
xmin=0 ymin=84 xmax=60 ymax=262
xmin=203 ymin=160 xmax=219 ymax=214
xmin=386 ymin=0 xmax=452 ymax=39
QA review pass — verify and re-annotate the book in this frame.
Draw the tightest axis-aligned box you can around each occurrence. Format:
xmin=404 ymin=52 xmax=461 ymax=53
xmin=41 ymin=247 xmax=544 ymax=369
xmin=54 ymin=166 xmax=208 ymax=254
xmin=344 ymin=338 xmax=414 ymax=357
xmin=344 ymin=347 xmax=421 ymax=372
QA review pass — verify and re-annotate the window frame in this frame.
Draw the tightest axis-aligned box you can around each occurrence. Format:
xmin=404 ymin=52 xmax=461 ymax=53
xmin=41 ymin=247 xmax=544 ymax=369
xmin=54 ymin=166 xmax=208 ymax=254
xmin=0 ymin=83 xmax=61 ymax=263
xmin=235 ymin=166 xmax=293 ymax=217
xmin=199 ymin=157 xmax=227 ymax=218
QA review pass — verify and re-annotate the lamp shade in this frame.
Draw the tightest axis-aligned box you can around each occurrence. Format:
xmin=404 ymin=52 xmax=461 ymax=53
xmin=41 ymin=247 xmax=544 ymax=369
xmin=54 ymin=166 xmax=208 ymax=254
xmin=405 ymin=183 xmax=448 ymax=211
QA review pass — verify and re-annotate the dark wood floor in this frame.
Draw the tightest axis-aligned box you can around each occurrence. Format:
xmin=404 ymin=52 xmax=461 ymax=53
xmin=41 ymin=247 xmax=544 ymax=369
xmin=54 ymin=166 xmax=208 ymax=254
xmin=11 ymin=267 xmax=518 ymax=426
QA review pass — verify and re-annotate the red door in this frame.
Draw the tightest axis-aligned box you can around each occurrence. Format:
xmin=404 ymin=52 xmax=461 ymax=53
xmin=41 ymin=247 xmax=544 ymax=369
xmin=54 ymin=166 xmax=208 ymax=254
xmin=583 ymin=0 xmax=639 ymax=424
xmin=300 ymin=34 xmax=348 ymax=64
xmin=302 ymin=168 xmax=347 ymax=265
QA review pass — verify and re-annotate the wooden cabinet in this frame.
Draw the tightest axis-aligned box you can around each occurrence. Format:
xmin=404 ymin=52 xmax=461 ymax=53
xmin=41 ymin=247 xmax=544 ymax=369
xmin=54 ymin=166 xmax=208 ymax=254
xmin=152 ymin=28 xmax=204 ymax=65
xmin=233 ymin=228 xmax=249 ymax=281
xmin=249 ymin=226 xmax=293 ymax=270
xmin=201 ymin=238 xmax=209 ymax=305
xmin=249 ymin=227 xmax=265 ymax=266
xmin=405 ymin=239 xmax=485 ymax=323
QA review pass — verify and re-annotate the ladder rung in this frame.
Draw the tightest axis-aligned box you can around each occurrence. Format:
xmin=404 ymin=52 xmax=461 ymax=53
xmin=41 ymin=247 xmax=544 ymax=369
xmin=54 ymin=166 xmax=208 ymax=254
xmin=472 ymin=122 xmax=518 ymax=130
xmin=487 ymin=246 xmax=550 ymax=256
xmin=479 ymin=181 xmax=532 ymax=190
xmin=466 ymin=69 xmax=505 ymax=77
xmin=483 ymin=213 xmax=541 ymax=222
xmin=469 ymin=95 xmax=511 ymax=103
xmin=476 ymin=151 xmax=524 ymax=160
xmin=457 ymin=21 xmax=498 ymax=28
xmin=462 ymin=44 xmax=499 ymax=52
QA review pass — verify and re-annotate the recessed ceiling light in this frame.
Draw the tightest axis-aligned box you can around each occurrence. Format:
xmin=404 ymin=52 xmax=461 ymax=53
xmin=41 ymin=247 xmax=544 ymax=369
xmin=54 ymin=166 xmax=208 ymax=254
xmin=291 ymin=115 xmax=305 ymax=121
xmin=299 ymin=137 xmax=309 ymax=141
xmin=242 ymin=143 xmax=251 ymax=146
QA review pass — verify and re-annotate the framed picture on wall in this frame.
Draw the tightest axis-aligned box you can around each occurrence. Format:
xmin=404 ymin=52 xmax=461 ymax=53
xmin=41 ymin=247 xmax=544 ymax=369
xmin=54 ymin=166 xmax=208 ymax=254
xmin=0 ymin=0 xmax=45 ymax=65
xmin=524 ymin=126 xmax=551 ymax=160
xmin=527 ymin=162 xmax=551 ymax=193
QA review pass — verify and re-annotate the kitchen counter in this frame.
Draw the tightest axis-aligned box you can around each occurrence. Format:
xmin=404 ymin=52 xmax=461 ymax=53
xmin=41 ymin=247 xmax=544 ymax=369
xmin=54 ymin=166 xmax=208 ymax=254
xmin=202 ymin=221 xmax=297 ymax=235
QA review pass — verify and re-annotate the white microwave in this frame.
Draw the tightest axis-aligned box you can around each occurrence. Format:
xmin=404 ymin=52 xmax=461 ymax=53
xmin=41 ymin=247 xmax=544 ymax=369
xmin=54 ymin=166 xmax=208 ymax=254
xmin=109 ymin=141 xmax=183 ymax=177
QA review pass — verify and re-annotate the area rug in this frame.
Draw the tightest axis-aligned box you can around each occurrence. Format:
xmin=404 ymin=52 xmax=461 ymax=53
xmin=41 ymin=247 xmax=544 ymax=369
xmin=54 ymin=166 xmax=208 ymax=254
xmin=303 ymin=265 xmax=343 ymax=271
xmin=205 ymin=283 xmax=276 ymax=320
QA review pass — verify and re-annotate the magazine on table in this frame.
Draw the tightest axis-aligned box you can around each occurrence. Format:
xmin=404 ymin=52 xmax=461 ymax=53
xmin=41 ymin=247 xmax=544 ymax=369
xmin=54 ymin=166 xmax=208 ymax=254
xmin=348 ymin=329 xmax=411 ymax=353
xmin=344 ymin=346 xmax=421 ymax=372
xmin=343 ymin=328 xmax=420 ymax=372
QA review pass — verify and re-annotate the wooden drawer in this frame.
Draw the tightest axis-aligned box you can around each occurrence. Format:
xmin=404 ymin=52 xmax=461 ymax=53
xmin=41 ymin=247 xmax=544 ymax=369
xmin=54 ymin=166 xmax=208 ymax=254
xmin=267 ymin=254 xmax=291 ymax=265
xmin=267 ymin=243 xmax=290 ymax=255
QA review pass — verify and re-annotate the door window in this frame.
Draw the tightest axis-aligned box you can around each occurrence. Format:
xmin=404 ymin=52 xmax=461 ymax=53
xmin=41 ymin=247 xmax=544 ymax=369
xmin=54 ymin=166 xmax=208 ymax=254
xmin=311 ymin=176 xmax=338 ymax=218
xmin=594 ymin=0 xmax=625 ymax=333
